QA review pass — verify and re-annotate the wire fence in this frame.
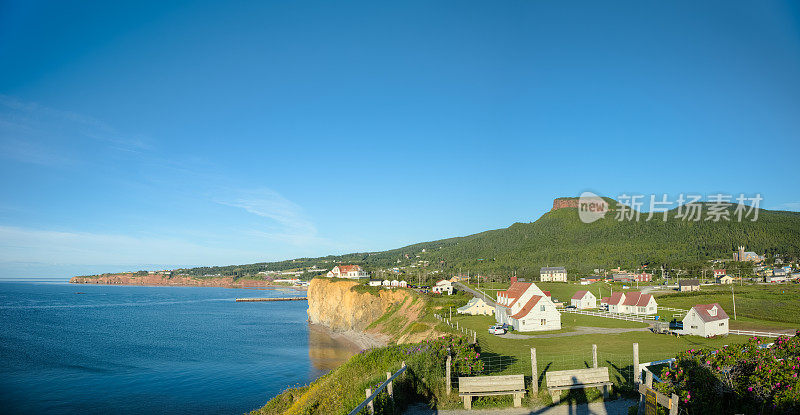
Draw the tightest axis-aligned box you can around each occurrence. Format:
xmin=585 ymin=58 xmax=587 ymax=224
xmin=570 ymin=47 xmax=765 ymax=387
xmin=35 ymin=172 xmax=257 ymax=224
xmin=449 ymin=354 xmax=518 ymax=387
xmin=446 ymin=348 xmax=636 ymax=391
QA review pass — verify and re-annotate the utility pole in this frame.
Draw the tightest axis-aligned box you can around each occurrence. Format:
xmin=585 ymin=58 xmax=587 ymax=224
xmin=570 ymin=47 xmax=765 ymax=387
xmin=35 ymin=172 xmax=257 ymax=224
xmin=731 ymin=285 xmax=737 ymax=320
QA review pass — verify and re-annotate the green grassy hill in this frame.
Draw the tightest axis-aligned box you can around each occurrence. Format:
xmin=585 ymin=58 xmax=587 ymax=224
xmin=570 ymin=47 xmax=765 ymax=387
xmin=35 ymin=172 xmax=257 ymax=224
xmin=174 ymin=201 xmax=800 ymax=280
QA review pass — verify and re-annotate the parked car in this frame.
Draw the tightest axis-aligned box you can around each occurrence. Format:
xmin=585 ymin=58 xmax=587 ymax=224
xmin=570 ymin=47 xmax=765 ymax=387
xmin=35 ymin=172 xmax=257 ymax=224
xmin=565 ymin=305 xmax=577 ymax=310
xmin=488 ymin=325 xmax=507 ymax=335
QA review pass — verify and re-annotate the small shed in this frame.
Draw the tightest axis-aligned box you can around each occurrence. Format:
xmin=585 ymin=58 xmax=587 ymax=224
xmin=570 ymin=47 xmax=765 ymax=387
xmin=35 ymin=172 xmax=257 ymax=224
xmin=678 ymin=279 xmax=700 ymax=292
xmin=368 ymin=279 xmax=382 ymax=287
xmin=681 ymin=303 xmax=729 ymax=337
xmin=570 ymin=290 xmax=596 ymax=309
xmin=716 ymin=275 xmax=734 ymax=284
xmin=457 ymin=297 xmax=494 ymax=316
xmin=382 ymin=279 xmax=392 ymax=287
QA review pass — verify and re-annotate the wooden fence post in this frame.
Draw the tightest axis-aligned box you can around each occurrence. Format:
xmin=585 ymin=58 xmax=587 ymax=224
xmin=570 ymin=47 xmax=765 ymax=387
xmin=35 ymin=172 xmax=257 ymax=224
xmin=645 ymin=370 xmax=653 ymax=389
xmin=670 ymin=393 xmax=679 ymax=415
xmin=386 ymin=372 xmax=393 ymax=399
xmin=592 ymin=344 xmax=598 ymax=368
xmin=633 ymin=343 xmax=640 ymax=384
xmin=531 ymin=348 xmax=538 ymax=395
xmin=365 ymin=388 xmax=373 ymax=414
xmin=473 ymin=330 xmax=477 ymax=344
xmin=446 ymin=354 xmax=452 ymax=395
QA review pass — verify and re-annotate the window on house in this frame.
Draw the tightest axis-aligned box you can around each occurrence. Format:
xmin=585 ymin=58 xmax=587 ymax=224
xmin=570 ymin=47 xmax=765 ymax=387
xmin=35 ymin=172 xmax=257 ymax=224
xmin=540 ymin=305 xmax=545 ymax=311
xmin=540 ymin=319 xmax=546 ymax=325
xmin=691 ymin=325 xmax=697 ymax=329
xmin=719 ymin=322 xmax=724 ymax=326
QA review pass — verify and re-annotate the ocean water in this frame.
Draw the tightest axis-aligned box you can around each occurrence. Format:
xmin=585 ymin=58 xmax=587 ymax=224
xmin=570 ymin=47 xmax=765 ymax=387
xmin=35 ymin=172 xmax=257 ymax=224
xmin=0 ymin=281 xmax=358 ymax=414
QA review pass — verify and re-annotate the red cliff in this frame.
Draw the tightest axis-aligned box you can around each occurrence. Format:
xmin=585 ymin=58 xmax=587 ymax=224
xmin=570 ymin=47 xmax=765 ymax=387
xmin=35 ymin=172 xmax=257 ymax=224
xmin=551 ymin=197 xmax=579 ymax=211
xmin=69 ymin=273 xmax=274 ymax=288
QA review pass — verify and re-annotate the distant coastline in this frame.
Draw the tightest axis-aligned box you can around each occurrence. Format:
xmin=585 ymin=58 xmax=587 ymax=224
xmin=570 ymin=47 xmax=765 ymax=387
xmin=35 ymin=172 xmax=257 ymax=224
xmin=69 ymin=273 xmax=303 ymax=289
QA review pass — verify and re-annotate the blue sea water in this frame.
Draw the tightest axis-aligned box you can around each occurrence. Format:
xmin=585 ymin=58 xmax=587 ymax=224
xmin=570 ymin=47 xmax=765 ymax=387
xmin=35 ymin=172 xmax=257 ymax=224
xmin=0 ymin=281 xmax=358 ymax=414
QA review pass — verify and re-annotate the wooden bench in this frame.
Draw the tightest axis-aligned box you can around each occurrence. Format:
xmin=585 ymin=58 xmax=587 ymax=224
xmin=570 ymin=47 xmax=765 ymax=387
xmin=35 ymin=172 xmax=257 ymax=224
xmin=545 ymin=367 xmax=612 ymax=404
xmin=458 ymin=374 xmax=525 ymax=409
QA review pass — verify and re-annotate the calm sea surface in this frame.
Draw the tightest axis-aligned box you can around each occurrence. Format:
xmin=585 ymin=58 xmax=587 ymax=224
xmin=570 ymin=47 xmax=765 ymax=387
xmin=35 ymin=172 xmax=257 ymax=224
xmin=0 ymin=281 xmax=358 ymax=414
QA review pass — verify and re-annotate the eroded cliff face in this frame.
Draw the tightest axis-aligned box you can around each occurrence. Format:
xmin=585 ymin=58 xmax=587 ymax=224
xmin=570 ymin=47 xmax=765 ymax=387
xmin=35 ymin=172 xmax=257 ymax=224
xmin=69 ymin=273 xmax=273 ymax=288
xmin=307 ymin=278 xmax=445 ymax=345
xmin=307 ymin=278 xmax=405 ymax=332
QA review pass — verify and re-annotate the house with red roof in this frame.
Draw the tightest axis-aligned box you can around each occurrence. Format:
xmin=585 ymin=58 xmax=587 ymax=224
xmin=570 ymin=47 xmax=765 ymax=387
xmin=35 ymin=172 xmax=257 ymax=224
xmin=495 ymin=282 xmax=561 ymax=331
xmin=326 ymin=265 xmax=369 ymax=279
xmin=570 ymin=290 xmax=596 ymax=309
xmin=681 ymin=303 xmax=729 ymax=337
xmin=605 ymin=291 xmax=657 ymax=315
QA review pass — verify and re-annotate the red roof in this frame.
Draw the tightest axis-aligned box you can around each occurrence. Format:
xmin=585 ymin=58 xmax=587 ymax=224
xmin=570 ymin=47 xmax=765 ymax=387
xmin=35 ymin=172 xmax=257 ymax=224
xmin=601 ymin=297 xmax=610 ymax=303
xmin=542 ymin=291 xmax=551 ymax=297
xmin=505 ymin=282 xmax=531 ymax=299
xmin=692 ymin=303 xmax=729 ymax=322
xmin=621 ymin=292 xmax=652 ymax=307
xmin=571 ymin=290 xmax=589 ymax=300
xmin=608 ymin=292 xmax=625 ymax=306
xmin=336 ymin=265 xmax=362 ymax=273
xmin=499 ymin=282 xmax=531 ymax=308
xmin=510 ymin=295 xmax=542 ymax=319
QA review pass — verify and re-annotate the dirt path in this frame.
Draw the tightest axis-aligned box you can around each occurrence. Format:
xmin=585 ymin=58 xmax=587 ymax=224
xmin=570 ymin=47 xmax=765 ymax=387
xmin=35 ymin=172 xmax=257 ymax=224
xmin=403 ymin=399 xmax=636 ymax=415
xmin=499 ymin=326 xmax=651 ymax=339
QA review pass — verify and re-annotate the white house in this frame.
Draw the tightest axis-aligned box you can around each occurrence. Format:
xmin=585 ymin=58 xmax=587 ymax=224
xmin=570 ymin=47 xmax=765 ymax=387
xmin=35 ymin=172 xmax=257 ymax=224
xmin=570 ymin=290 xmax=596 ymax=309
xmin=682 ymin=303 xmax=729 ymax=337
xmin=606 ymin=291 xmax=657 ymax=315
xmin=399 ymin=280 xmax=408 ymax=287
xmin=390 ymin=280 xmax=400 ymax=287
xmin=540 ymin=267 xmax=567 ymax=282
xmin=382 ymin=279 xmax=392 ymax=287
xmin=326 ymin=265 xmax=370 ymax=279
xmin=495 ymin=282 xmax=561 ymax=331
xmin=368 ymin=279 xmax=382 ymax=287
xmin=716 ymin=275 xmax=734 ymax=284
xmin=432 ymin=279 xmax=454 ymax=295
xmin=457 ymin=297 xmax=494 ymax=316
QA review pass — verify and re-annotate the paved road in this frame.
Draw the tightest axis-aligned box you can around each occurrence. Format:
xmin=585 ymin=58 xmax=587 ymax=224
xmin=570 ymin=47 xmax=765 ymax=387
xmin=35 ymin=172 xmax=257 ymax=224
xmin=404 ymin=399 xmax=636 ymax=415
xmin=498 ymin=326 xmax=651 ymax=339
xmin=455 ymin=282 xmax=497 ymax=306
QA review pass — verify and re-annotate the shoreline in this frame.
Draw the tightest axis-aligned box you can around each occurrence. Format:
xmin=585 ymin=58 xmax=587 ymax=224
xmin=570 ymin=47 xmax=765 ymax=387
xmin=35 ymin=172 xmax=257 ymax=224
xmin=309 ymin=323 xmax=390 ymax=351
xmin=69 ymin=276 xmax=308 ymax=291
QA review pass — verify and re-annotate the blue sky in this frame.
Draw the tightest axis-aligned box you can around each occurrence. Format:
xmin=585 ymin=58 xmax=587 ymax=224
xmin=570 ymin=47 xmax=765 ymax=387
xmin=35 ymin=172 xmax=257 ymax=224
xmin=1 ymin=1 xmax=800 ymax=279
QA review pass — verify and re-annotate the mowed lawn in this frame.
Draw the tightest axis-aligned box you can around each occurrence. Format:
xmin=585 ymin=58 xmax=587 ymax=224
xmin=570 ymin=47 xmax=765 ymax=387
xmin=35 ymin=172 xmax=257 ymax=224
xmin=447 ymin=312 xmax=754 ymax=399
xmin=464 ymin=280 xmax=800 ymax=331
xmin=463 ymin=281 xmax=647 ymax=304
xmin=653 ymin=284 xmax=800 ymax=331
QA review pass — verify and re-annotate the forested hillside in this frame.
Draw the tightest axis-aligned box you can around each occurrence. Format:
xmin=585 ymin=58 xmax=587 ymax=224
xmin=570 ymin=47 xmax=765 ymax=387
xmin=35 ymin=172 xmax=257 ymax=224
xmin=173 ymin=202 xmax=800 ymax=280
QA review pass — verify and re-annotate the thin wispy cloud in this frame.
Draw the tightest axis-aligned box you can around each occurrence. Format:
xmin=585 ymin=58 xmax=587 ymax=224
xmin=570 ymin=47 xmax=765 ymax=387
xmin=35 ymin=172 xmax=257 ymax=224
xmin=0 ymin=95 xmax=151 ymax=167
xmin=215 ymin=188 xmax=323 ymax=245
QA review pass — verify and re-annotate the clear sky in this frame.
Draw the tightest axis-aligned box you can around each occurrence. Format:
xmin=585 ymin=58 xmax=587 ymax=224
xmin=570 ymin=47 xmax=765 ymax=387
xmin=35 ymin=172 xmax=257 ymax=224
xmin=1 ymin=1 xmax=799 ymax=279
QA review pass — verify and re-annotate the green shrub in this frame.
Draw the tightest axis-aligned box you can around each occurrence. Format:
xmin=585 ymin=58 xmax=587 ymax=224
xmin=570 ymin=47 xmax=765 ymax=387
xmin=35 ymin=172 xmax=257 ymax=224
xmin=655 ymin=331 xmax=800 ymax=414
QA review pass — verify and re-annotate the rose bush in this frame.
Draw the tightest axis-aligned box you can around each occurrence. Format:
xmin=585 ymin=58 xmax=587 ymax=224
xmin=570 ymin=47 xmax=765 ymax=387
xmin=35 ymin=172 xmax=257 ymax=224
xmin=655 ymin=331 xmax=800 ymax=414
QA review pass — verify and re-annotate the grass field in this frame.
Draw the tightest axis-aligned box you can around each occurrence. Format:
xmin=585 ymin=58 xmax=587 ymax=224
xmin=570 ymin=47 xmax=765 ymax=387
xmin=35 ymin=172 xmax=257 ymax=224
xmin=465 ymin=281 xmax=652 ymax=304
xmin=465 ymin=280 xmax=800 ymax=331
xmin=439 ymin=311 xmax=756 ymax=407
xmin=653 ymin=284 xmax=800 ymax=331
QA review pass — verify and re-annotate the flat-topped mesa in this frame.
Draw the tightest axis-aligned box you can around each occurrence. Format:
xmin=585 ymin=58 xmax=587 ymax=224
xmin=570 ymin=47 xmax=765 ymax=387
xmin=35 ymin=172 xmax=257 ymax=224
xmin=551 ymin=197 xmax=579 ymax=211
